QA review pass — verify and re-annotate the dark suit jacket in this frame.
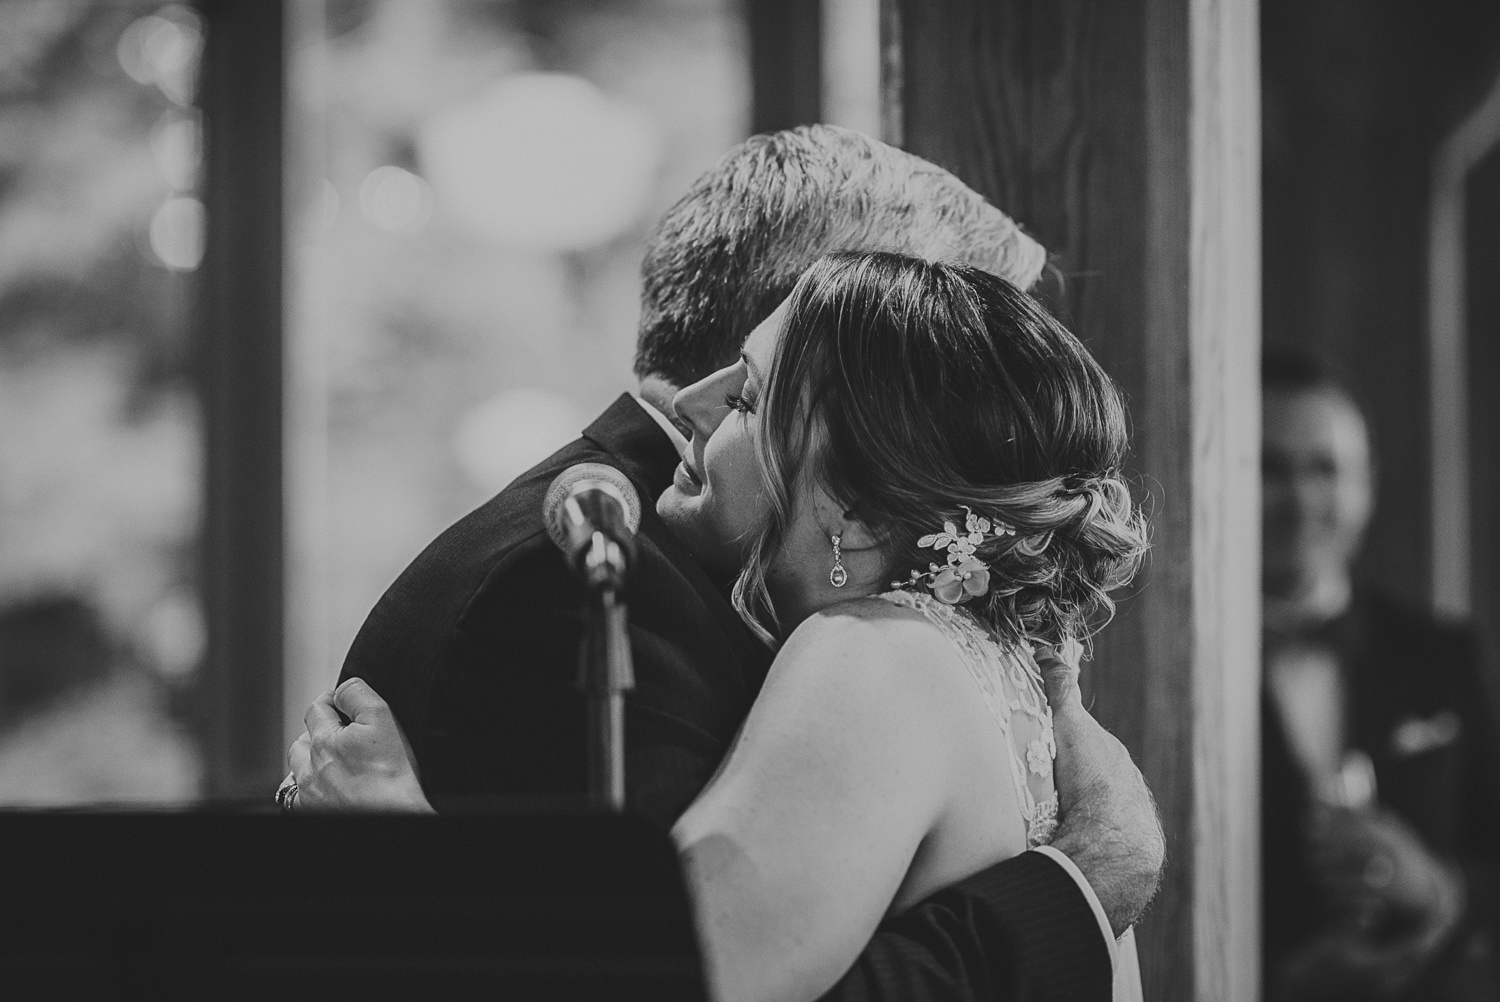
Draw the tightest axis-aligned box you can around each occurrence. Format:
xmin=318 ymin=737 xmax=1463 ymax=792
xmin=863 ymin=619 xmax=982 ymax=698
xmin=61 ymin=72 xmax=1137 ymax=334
xmin=340 ymin=393 xmax=1114 ymax=1001
xmin=1263 ymin=588 xmax=1500 ymax=1000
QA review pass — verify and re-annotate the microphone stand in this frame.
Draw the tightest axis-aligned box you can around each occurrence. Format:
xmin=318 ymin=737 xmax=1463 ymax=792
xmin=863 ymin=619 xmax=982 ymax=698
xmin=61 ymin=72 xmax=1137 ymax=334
xmin=576 ymin=528 xmax=635 ymax=812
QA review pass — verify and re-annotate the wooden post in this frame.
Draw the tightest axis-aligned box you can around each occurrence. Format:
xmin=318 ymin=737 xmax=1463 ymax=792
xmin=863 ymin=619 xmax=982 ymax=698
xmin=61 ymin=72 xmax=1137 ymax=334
xmin=197 ymin=0 xmax=286 ymax=798
xmin=748 ymin=0 xmax=822 ymax=134
xmin=884 ymin=1 xmax=1261 ymax=998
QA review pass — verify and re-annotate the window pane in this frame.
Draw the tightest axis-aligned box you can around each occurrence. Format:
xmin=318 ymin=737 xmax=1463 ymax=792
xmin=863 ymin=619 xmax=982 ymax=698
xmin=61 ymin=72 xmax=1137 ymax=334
xmin=284 ymin=1 xmax=750 ymax=739
xmin=0 ymin=1 xmax=206 ymax=805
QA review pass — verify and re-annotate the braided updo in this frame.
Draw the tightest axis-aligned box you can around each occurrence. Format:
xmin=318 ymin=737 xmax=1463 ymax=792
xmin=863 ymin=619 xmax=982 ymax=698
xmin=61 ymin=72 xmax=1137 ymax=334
xmin=733 ymin=252 xmax=1149 ymax=649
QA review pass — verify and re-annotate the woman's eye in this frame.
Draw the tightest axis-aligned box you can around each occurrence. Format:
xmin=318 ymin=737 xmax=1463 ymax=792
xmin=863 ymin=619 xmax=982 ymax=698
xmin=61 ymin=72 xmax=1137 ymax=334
xmin=724 ymin=392 xmax=756 ymax=415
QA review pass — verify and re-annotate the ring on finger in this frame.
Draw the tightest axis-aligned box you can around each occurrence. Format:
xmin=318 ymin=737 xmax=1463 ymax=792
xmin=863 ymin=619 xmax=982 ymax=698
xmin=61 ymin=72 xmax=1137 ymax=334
xmin=276 ymin=775 xmax=300 ymax=814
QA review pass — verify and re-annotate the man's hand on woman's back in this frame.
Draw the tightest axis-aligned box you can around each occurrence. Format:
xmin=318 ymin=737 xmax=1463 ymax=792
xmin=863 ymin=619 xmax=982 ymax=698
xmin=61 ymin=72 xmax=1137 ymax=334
xmin=284 ymin=656 xmax=1167 ymax=942
xmin=1037 ymin=645 xmax=1165 ymax=936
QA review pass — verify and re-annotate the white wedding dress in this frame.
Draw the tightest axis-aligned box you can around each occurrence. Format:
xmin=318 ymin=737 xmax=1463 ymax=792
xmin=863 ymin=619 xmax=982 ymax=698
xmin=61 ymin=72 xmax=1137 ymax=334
xmin=875 ymin=590 xmax=1144 ymax=1002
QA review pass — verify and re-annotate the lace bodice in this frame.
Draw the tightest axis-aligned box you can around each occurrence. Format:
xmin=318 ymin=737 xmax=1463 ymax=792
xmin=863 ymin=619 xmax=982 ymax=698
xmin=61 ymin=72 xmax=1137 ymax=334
xmin=874 ymin=590 xmax=1059 ymax=848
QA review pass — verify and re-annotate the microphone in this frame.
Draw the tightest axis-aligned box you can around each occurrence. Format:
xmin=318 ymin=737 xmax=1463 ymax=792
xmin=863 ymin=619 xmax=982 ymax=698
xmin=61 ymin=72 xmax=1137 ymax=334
xmin=544 ymin=463 xmax=641 ymax=809
xmin=543 ymin=463 xmax=642 ymax=587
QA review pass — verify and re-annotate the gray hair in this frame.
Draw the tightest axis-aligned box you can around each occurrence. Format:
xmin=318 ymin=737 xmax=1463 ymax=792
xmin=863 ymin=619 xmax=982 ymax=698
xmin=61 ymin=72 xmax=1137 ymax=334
xmin=634 ymin=124 xmax=1047 ymax=387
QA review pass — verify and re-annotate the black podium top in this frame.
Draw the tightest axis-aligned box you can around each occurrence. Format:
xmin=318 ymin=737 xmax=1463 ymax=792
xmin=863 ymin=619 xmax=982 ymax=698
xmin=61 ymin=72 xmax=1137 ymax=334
xmin=0 ymin=807 xmax=706 ymax=1000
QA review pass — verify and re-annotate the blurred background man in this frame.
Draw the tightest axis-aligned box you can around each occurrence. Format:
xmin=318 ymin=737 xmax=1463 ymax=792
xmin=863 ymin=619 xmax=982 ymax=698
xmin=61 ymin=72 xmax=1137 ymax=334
xmin=1261 ymin=348 xmax=1500 ymax=1001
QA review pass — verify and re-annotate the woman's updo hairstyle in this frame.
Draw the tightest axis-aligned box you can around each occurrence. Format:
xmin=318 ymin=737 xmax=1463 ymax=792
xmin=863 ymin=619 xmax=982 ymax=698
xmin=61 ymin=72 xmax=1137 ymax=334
xmin=733 ymin=251 xmax=1149 ymax=649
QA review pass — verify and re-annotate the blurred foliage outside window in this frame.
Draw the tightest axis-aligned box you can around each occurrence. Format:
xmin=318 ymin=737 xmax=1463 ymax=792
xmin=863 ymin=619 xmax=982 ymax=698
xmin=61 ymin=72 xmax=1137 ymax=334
xmin=0 ymin=0 xmax=747 ymax=804
xmin=0 ymin=1 xmax=205 ymax=805
xmin=283 ymin=0 xmax=747 ymax=741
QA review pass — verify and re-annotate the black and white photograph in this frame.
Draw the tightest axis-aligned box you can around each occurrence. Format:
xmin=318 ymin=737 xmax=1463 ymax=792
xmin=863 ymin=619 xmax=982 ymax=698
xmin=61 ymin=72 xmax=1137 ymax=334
xmin=0 ymin=1 xmax=1496 ymax=999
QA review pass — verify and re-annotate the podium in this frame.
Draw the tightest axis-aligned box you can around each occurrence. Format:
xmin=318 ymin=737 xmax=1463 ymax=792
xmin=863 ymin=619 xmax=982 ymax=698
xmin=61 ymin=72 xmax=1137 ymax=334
xmin=0 ymin=807 xmax=707 ymax=999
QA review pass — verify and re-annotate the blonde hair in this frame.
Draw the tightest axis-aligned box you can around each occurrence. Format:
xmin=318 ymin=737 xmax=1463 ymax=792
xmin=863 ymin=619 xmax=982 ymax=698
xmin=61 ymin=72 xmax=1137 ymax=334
xmin=731 ymin=252 xmax=1148 ymax=651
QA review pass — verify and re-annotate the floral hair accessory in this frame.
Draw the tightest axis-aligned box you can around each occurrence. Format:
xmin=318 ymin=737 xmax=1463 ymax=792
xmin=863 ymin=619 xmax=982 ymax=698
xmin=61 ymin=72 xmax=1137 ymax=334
xmin=898 ymin=506 xmax=1015 ymax=605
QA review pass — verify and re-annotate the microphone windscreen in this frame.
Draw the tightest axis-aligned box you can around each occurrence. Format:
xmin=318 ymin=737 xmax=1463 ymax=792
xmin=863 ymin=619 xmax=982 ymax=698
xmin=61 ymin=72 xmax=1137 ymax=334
xmin=543 ymin=463 xmax=642 ymax=551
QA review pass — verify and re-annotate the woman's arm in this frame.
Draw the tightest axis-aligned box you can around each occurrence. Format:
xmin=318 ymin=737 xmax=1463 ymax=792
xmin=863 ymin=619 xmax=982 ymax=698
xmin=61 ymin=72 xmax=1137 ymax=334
xmin=673 ymin=600 xmax=984 ymax=1002
xmin=285 ymin=637 xmax=1139 ymax=1000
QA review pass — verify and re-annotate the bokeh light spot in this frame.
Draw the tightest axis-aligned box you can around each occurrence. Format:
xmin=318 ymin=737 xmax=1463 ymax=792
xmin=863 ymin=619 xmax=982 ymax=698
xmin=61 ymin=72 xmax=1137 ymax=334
xmin=116 ymin=6 xmax=202 ymax=106
xmin=419 ymin=73 xmax=663 ymax=252
xmin=149 ymin=110 xmax=201 ymax=191
xmin=358 ymin=165 xmax=432 ymax=235
xmin=140 ymin=589 xmax=205 ymax=681
xmin=148 ymin=196 xmax=204 ymax=271
xmin=452 ymin=388 xmax=588 ymax=494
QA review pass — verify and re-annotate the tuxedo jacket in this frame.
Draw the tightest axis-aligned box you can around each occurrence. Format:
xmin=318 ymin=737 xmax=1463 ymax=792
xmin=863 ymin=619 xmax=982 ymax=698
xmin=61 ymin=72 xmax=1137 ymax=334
xmin=1263 ymin=588 xmax=1500 ymax=999
xmin=340 ymin=394 xmax=1114 ymax=1001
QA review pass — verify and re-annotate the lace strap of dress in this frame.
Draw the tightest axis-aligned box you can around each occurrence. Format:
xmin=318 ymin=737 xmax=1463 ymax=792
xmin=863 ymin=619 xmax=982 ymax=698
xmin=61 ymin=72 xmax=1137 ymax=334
xmin=874 ymin=591 xmax=1058 ymax=846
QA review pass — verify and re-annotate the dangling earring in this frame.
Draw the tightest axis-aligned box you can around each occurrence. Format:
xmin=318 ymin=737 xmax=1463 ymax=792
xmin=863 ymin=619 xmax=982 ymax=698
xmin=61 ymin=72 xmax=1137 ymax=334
xmin=829 ymin=533 xmax=848 ymax=588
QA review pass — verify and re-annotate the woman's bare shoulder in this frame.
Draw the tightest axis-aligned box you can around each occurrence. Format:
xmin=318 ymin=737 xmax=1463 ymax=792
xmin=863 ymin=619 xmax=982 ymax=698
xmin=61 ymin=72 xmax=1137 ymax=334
xmin=774 ymin=595 xmax=957 ymax=678
xmin=793 ymin=591 xmax=938 ymax=631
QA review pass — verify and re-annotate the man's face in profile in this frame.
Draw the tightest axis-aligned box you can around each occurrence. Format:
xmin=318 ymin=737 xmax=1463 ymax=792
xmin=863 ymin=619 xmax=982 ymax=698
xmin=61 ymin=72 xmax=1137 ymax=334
xmin=1261 ymin=387 xmax=1374 ymax=595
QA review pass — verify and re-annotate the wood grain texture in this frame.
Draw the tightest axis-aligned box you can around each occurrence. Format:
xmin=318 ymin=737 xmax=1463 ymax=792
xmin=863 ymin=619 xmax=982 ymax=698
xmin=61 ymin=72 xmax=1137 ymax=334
xmin=1188 ymin=2 xmax=1261 ymax=999
xmin=748 ymin=0 xmax=823 ymax=135
xmin=885 ymin=1 xmax=1260 ymax=997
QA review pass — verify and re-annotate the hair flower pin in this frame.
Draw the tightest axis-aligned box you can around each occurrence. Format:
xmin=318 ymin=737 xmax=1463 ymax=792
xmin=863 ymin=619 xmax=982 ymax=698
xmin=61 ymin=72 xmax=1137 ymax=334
xmin=900 ymin=506 xmax=1015 ymax=605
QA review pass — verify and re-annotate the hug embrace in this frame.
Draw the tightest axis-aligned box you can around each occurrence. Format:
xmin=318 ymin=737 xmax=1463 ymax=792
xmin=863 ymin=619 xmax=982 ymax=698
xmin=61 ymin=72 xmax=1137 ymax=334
xmin=284 ymin=125 xmax=1165 ymax=1002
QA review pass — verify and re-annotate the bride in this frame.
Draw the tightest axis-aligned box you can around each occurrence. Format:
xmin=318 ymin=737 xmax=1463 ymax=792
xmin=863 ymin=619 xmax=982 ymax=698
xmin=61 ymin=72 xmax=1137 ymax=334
xmin=660 ymin=251 xmax=1147 ymax=1001
xmin=294 ymin=250 xmax=1149 ymax=1002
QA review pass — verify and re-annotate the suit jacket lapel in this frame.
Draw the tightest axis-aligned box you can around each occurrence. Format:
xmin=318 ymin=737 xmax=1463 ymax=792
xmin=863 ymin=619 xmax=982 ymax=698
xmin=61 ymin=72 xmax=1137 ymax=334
xmin=582 ymin=394 xmax=772 ymax=697
xmin=581 ymin=394 xmax=682 ymax=498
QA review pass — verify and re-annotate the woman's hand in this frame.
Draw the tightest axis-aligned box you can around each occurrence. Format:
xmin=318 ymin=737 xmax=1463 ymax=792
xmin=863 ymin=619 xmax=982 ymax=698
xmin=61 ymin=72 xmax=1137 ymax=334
xmin=283 ymin=677 xmax=435 ymax=814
